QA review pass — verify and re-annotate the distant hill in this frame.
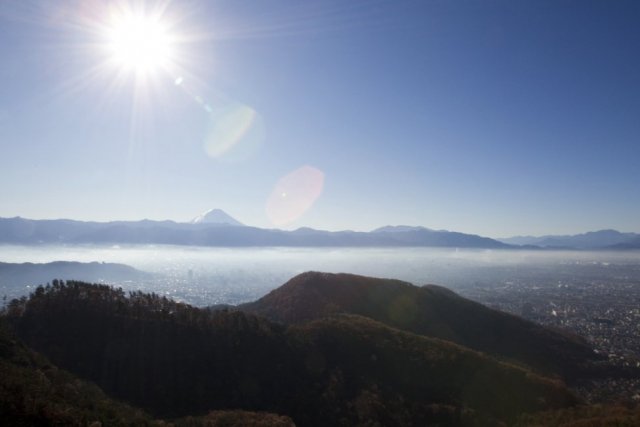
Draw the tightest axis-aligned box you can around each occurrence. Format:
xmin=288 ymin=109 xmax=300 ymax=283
xmin=0 ymin=216 xmax=512 ymax=248
xmin=499 ymin=229 xmax=640 ymax=249
xmin=190 ymin=208 xmax=244 ymax=226
xmin=0 ymin=261 xmax=149 ymax=297
xmin=241 ymin=272 xmax=599 ymax=380
xmin=5 ymin=279 xmax=580 ymax=426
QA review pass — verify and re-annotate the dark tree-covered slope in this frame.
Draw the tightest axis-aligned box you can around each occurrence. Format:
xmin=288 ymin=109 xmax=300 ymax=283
xmin=0 ymin=317 xmax=157 ymax=426
xmin=241 ymin=272 xmax=598 ymax=379
xmin=0 ymin=316 xmax=294 ymax=427
xmin=6 ymin=280 xmax=578 ymax=426
xmin=288 ymin=314 xmax=575 ymax=426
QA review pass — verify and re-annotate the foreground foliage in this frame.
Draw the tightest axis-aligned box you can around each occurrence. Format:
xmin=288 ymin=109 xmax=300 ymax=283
xmin=0 ymin=316 xmax=295 ymax=426
xmin=0 ymin=317 xmax=157 ymax=426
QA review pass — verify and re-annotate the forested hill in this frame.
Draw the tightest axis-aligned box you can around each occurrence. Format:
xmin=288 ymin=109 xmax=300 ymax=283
xmin=241 ymin=272 xmax=598 ymax=380
xmin=0 ymin=316 xmax=293 ymax=426
xmin=5 ymin=279 xmax=577 ymax=426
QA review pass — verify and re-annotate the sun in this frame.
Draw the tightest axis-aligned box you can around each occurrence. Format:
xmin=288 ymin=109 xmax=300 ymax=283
xmin=106 ymin=11 xmax=174 ymax=74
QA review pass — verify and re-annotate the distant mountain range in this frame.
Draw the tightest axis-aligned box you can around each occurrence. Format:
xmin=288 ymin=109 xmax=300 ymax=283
xmin=498 ymin=229 xmax=640 ymax=249
xmin=1 ymin=212 xmax=637 ymax=249
xmin=0 ymin=213 xmax=510 ymax=248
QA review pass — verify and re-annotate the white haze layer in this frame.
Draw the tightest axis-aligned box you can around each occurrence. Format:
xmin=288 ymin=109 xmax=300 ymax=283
xmin=1 ymin=245 xmax=639 ymax=306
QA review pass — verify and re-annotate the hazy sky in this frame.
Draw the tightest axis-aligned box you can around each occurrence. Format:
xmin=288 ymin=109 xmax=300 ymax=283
xmin=0 ymin=0 xmax=639 ymax=237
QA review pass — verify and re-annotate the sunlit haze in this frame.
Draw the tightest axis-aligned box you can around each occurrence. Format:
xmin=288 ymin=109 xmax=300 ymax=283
xmin=1 ymin=0 xmax=639 ymax=237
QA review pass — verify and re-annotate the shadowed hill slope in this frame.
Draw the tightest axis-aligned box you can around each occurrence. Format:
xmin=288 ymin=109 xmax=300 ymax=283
xmin=0 ymin=317 xmax=294 ymax=427
xmin=289 ymin=314 xmax=575 ymax=425
xmin=6 ymin=280 xmax=578 ymax=426
xmin=0 ymin=317 xmax=156 ymax=426
xmin=241 ymin=272 xmax=598 ymax=379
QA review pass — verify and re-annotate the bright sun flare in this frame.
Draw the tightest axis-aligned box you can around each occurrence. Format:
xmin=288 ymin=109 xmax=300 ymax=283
xmin=107 ymin=13 xmax=173 ymax=73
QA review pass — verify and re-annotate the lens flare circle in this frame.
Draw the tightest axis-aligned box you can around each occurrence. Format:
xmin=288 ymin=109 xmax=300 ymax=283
xmin=203 ymin=104 xmax=264 ymax=161
xmin=266 ymin=166 xmax=325 ymax=227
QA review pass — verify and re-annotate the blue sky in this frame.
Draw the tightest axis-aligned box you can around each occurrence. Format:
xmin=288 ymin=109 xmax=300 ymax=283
xmin=0 ymin=0 xmax=639 ymax=237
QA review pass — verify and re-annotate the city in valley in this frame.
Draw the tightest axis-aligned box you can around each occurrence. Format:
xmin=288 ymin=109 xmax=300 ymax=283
xmin=458 ymin=261 xmax=640 ymax=403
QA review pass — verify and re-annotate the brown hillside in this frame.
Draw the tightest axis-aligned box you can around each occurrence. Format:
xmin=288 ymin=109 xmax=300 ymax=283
xmin=241 ymin=271 xmax=598 ymax=379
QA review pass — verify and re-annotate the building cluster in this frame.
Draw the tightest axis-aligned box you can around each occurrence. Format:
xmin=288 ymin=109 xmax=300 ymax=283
xmin=460 ymin=276 xmax=640 ymax=403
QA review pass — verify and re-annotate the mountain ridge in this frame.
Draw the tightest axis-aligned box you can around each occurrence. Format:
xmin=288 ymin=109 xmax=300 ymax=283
xmin=498 ymin=229 xmax=640 ymax=249
xmin=0 ymin=216 xmax=511 ymax=248
xmin=3 ymin=216 xmax=638 ymax=249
